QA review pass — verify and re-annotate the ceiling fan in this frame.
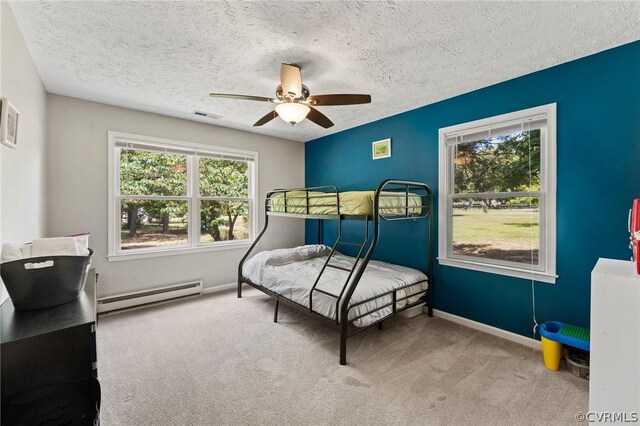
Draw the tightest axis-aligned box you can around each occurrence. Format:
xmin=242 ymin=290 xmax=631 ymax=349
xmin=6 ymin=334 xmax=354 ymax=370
xmin=209 ymin=63 xmax=371 ymax=129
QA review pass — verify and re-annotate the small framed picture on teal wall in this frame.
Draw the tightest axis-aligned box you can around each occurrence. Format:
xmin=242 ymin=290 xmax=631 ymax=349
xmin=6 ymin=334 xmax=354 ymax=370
xmin=372 ymin=138 xmax=391 ymax=160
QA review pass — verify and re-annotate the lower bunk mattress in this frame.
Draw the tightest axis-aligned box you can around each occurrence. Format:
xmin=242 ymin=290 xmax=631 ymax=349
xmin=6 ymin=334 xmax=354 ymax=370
xmin=242 ymin=245 xmax=428 ymax=327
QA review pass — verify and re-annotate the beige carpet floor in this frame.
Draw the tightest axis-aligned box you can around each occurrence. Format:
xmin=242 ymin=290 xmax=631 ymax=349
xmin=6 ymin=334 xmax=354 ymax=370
xmin=97 ymin=287 xmax=588 ymax=425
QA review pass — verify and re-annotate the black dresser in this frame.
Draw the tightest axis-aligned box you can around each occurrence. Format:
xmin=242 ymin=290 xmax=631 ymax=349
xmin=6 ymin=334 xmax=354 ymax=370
xmin=1 ymin=269 xmax=100 ymax=425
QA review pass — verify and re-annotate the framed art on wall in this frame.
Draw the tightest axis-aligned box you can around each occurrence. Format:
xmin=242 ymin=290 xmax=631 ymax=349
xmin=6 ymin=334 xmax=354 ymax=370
xmin=1 ymin=98 xmax=19 ymax=149
xmin=372 ymin=138 xmax=391 ymax=160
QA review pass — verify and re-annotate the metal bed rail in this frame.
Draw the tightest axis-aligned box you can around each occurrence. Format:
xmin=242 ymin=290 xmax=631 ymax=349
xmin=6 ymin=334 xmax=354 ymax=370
xmin=266 ymin=185 xmax=341 ymax=217
xmin=346 ymin=287 xmax=429 ymax=337
xmin=264 ymin=182 xmax=431 ymax=221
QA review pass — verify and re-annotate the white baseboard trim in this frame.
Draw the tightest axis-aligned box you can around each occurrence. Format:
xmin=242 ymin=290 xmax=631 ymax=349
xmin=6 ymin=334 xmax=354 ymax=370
xmin=99 ymin=282 xmax=236 ymax=317
xmin=430 ymin=308 xmax=540 ymax=350
xmin=202 ymin=282 xmax=236 ymax=294
xmin=98 ymin=294 xmax=202 ymax=317
xmin=97 ymin=280 xmax=203 ymax=314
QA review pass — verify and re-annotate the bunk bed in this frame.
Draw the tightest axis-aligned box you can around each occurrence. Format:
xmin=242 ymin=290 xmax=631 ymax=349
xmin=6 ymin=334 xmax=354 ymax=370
xmin=237 ymin=179 xmax=434 ymax=365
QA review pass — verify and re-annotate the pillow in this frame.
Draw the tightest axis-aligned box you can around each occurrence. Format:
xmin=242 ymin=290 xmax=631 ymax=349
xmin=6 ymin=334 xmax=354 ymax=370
xmin=242 ymin=245 xmax=331 ymax=283
xmin=265 ymin=244 xmax=330 ymax=266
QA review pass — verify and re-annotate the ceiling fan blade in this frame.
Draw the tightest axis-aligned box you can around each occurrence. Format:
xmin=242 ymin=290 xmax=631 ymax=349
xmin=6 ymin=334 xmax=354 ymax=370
xmin=305 ymin=94 xmax=371 ymax=106
xmin=280 ymin=63 xmax=302 ymax=97
xmin=210 ymin=93 xmax=276 ymax=103
xmin=253 ymin=110 xmax=279 ymax=127
xmin=306 ymin=106 xmax=334 ymax=129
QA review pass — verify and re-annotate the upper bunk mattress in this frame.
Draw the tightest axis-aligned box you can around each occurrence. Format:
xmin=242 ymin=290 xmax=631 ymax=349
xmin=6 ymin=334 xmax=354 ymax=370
xmin=242 ymin=245 xmax=427 ymax=327
xmin=269 ymin=190 xmax=422 ymax=216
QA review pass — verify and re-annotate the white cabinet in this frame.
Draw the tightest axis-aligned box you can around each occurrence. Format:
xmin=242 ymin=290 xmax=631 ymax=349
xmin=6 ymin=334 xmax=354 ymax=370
xmin=590 ymin=258 xmax=640 ymax=417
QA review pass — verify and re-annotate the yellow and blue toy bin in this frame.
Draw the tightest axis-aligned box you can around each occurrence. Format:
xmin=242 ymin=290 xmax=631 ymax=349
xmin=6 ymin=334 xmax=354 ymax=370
xmin=539 ymin=321 xmax=590 ymax=371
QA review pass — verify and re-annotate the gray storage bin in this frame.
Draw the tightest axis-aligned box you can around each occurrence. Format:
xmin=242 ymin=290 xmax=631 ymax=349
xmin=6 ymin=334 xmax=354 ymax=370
xmin=0 ymin=249 xmax=93 ymax=310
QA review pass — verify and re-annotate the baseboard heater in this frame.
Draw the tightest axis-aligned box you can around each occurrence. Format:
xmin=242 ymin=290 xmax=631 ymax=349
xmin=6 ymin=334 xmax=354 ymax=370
xmin=97 ymin=280 xmax=203 ymax=313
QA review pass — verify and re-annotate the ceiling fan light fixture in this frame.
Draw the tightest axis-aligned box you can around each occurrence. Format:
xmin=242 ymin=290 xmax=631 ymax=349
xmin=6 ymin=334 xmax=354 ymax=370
xmin=209 ymin=63 xmax=369 ymax=128
xmin=275 ymin=102 xmax=310 ymax=125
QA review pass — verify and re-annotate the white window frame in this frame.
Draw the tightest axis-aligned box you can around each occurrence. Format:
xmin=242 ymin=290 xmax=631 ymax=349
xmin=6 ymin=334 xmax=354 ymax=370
xmin=437 ymin=104 xmax=557 ymax=283
xmin=107 ymin=131 xmax=258 ymax=262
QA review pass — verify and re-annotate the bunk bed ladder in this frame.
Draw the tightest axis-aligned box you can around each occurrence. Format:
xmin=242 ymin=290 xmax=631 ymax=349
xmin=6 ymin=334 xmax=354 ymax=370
xmin=309 ymin=217 xmax=370 ymax=320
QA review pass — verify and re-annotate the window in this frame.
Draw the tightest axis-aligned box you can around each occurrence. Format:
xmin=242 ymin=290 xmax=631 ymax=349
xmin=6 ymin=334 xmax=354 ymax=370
xmin=438 ymin=104 xmax=556 ymax=283
xmin=108 ymin=132 xmax=257 ymax=260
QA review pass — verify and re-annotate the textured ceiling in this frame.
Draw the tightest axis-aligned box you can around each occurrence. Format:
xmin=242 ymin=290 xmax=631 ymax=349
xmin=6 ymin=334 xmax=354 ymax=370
xmin=8 ymin=1 xmax=640 ymax=142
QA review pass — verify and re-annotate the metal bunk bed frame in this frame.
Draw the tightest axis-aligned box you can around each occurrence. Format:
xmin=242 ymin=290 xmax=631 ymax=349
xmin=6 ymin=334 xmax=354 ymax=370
xmin=237 ymin=179 xmax=434 ymax=365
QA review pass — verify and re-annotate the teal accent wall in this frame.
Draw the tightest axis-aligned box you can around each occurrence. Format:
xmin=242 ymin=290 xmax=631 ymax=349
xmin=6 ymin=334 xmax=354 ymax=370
xmin=305 ymin=41 xmax=640 ymax=338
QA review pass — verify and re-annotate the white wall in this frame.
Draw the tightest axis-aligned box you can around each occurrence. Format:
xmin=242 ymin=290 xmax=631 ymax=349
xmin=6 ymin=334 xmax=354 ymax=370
xmin=0 ymin=1 xmax=4 ymax=304
xmin=1 ymin=2 xmax=48 ymax=303
xmin=46 ymin=94 xmax=305 ymax=297
xmin=1 ymin=2 xmax=47 ymax=242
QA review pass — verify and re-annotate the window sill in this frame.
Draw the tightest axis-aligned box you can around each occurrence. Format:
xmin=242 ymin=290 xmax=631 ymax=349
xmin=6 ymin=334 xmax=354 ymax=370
xmin=437 ymin=257 xmax=557 ymax=284
xmin=107 ymin=241 xmax=253 ymax=262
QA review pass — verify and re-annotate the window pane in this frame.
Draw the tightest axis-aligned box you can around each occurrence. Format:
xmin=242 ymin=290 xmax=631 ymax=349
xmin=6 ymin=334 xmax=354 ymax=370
xmin=454 ymin=129 xmax=540 ymax=194
xmin=120 ymin=200 xmax=188 ymax=250
xmin=200 ymin=200 xmax=250 ymax=243
xmin=120 ymin=150 xmax=187 ymax=196
xmin=451 ymin=197 xmax=539 ymax=265
xmin=199 ymin=158 xmax=248 ymax=197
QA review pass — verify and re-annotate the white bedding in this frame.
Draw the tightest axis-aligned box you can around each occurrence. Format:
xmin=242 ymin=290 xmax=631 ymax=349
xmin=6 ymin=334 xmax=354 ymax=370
xmin=242 ymin=245 xmax=427 ymax=327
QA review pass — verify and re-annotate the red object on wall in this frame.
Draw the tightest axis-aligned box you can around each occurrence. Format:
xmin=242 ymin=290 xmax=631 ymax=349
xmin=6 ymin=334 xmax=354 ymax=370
xmin=630 ymin=199 xmax=640 ymax=275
